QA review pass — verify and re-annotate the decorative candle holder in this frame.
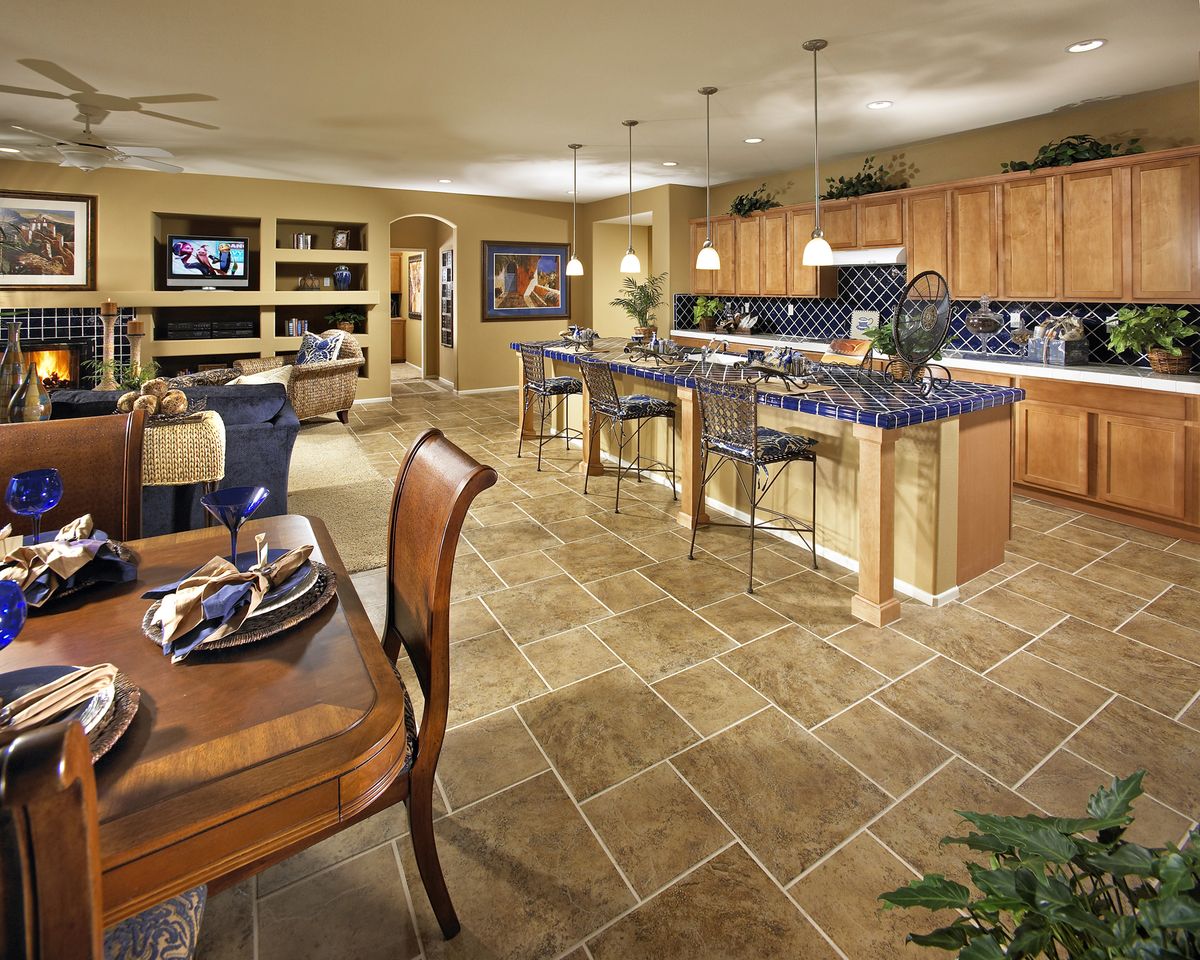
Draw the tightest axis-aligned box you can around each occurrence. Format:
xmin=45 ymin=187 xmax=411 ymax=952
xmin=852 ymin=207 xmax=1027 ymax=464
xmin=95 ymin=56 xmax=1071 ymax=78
xmin=126 ymin=314 xmax=146 ymax=377
xmin=95 ymin=298 xmax=120 ymax=391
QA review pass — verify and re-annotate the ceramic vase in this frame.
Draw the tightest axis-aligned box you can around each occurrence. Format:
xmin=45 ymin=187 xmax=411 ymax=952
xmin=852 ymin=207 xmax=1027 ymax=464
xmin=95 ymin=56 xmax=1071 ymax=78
xmin=0 ymin=320 xmax=26 ymax=425
xmin=333 ymin=265 xmax=352 ymax=291
xmin=7 ymin=363 xmax=51 ymax=423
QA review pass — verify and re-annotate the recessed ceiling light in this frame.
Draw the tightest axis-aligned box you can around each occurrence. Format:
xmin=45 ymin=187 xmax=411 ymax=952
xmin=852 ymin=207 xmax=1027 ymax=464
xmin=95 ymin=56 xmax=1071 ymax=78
xmin=437 ymin=178 xmax=453 ymax=183
xmin=743 ymin=137 xmax=764 ymax=144
xmin=0 ymin=147 xmax=20 ymax=154
xmin=661 ymin=160 xmax=678 ymax=166
xmin=1066 ymin=38 xmax=1106 ymax=53
xmin=866 ymin=100 xmax=894 ymax=110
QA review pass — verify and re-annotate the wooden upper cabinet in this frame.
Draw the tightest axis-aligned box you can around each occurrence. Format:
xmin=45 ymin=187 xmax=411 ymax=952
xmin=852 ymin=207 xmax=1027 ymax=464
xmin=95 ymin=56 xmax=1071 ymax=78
xmin=1061 ymin=168 xmax=1127 ymax=301
xmin=1015 ymin=401 xmax=1090 ymax=496
xmin=820 ymin=201 xmax=856 ymax=248
xmin=905 ymin=191 xmax=950 ymax=282
xmin=786 ymin=208 xmax=837 ymax=298
xmin=690 ymin=220 xmax=714 ymax=295
xmin=712 ymin=217 xmax=737 ymax=295
xmin=1130 ymin=155 xmax=1200 ymax=300
xmin=1001 ymin=176 xmax=1059 ymax=299
xmin=734 ymin=216 xmax=761 ymax=295
xmin=950 ymin=185 xmax=999 ymax=298
xmin=1096 ymin=414 xmax=1187 ymax=519
xmin=857 ymin=195 xmax=905 ymax=247
xmin=390 ymin=253 xmax=401 ymax=293
xmin=759 ymin=210 xmax=788 ymax=296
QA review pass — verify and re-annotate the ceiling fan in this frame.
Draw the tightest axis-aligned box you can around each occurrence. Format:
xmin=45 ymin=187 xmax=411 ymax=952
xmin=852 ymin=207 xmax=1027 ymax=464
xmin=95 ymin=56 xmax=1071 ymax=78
xmin=0 ymin=58 xmax=218 ymax=129
xmin=6 ymin=113 xmax=184 ymax=173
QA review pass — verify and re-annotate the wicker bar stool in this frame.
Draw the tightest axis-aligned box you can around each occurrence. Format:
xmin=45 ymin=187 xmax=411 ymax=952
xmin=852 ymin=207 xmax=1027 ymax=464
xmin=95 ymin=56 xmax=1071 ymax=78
xmin=142 ymin=411 xmax=227 ymax=523
xmin=517 ymin=343 xmax=582 ymax=471
xmin=578 ymin=357 xmax=676 ymax=514
xmin=688 ymin=378 xmax=817 ymax=593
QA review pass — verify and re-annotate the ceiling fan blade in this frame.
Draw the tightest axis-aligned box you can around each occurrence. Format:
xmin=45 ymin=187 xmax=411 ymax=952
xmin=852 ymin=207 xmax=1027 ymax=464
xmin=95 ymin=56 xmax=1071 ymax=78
xmin=8 ymin=122 xmax=67 ymax=143
xmin=133 ymin=93 xmax=217 ymax=105
xmin=138 ymin=109 xmax=218 ymax=130
xmin=0 ymin=84 xmax=69 ymax=100
xmin=111 ymin=144 xmax=174 ymax=158
xmin=18 ymin=59 xmax=97 ymax=93
xmin=114 ymin=154 xmax=183 ymax=174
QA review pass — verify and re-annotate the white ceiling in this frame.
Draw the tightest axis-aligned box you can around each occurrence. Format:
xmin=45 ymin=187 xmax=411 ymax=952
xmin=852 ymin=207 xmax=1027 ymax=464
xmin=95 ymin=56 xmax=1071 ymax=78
xmin=1 ymin=0 xmax=1196 ymax=201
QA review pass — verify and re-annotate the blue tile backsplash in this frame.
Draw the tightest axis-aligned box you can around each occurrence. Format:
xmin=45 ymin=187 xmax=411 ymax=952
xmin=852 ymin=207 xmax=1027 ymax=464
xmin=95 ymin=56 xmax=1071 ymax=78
xmin=2 ymin=306 xmax=133 ymax=385
xmin=673 ymin=265 xmax=1199 ymax=371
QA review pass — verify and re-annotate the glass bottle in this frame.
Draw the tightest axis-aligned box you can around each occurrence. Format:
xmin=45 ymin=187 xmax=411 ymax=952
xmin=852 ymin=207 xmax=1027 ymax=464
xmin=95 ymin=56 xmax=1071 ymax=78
xmin=0 ymin=319 xmax=26 ymax=425
xmin=7 ymin=362 xmax=51 ymax=423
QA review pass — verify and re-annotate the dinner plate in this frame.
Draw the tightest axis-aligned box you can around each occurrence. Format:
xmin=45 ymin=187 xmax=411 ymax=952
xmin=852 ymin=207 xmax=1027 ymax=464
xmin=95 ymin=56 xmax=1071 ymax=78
xmin=250 ymin=562 xmax=319 ymax=618
xmin=0 ymin=664 xmax=115 ymax=735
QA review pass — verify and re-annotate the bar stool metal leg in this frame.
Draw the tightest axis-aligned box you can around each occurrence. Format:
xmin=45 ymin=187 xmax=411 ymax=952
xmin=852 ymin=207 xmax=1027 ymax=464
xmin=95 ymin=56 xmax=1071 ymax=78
xmin=671 ymin=415 xmax=678 ymax=500
xmin=747 ymin=464 xmax=757 ymax=593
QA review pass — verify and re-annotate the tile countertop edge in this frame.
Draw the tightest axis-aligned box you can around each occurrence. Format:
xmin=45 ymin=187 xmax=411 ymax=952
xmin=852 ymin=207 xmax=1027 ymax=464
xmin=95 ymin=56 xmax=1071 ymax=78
xmin=668 ymin=329 xmax=1200 ymax=396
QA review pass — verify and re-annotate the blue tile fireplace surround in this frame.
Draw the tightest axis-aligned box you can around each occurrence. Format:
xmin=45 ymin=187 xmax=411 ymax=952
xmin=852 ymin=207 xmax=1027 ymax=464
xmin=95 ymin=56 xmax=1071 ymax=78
xmin=2 ymin=306 xmax=133 ymax=387
xmin=673 ymin=265 xmax=1199 ymax=372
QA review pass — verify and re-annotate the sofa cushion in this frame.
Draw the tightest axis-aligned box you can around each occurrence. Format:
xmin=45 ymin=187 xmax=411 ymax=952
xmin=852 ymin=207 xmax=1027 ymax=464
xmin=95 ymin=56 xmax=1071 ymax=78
xmin=52 ymin=384 xmax=290 ymax=427
xmin=228 ymin=365 xmax=293 ymax=388
xmin=296 ymin=330 xmax=344 ymax=365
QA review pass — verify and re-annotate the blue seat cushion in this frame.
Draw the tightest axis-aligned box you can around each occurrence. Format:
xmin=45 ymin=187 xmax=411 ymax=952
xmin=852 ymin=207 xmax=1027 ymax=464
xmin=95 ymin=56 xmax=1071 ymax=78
xmin=707 ymin=427 xmax=817 ymax=464
xmin=103 ymin=885 xmax=206 ymax=960
xmin=617 ymin=394 xmax=675 ymax=419
xmin=296 ymin=330 xmax=344 ymax=365
xmin=529 ymin=375 xmax=582 ymax=396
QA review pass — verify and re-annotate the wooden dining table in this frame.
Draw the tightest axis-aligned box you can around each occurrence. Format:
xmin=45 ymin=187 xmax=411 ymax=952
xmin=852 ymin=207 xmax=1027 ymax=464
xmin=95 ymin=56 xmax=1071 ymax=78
xmin=6 ymin=514 xmax=409 ymax=926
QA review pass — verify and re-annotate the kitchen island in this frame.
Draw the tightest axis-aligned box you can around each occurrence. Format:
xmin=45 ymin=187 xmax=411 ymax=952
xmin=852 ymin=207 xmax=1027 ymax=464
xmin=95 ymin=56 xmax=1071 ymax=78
xmin=514 ymin=337 xmax=1025 ymax=626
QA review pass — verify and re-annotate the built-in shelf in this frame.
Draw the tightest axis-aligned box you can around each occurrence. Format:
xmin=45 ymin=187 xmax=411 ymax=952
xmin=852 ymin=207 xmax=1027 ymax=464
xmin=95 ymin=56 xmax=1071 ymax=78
xmin=91 ymin=290 xmax=381 ymax=308
xmin=151 ymin=338 xmax=270 ymax=356
xmin=272 ymin=249 xmax=371 ymax=265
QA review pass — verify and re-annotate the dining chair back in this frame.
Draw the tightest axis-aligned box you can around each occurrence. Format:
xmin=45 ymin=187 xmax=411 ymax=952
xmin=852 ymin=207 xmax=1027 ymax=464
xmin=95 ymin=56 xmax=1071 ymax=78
xmin=383 ymin=428 xmax=497 ymax=939
xmin=0 ymin=411 xmax=146 ymax=540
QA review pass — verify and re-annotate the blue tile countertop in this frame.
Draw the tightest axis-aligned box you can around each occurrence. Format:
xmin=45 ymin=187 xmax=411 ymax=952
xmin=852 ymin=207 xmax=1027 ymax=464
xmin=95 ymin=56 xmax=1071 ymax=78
xmin=514 ymin=338 xmax=1025 ymax=431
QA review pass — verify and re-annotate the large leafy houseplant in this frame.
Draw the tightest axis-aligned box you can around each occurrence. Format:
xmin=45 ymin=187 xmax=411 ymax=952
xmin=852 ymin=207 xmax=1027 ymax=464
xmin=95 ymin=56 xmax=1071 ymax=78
xmin=728 ymin=183 xmax=781 ymax=217
xmin=880 ymin=771 xmax=1200 ymax=959
xmin=693 ymin=295 xmax=724 ymax=332
xmin=823 ymin=156 xmax=909 ymax=199
xmin=611 ymin=272 xmax=668 ymax=334
xmin=1107 ymin=306 xmax=1197 ymax=374
xmin=1001 ymin=134 xmax=1143 ymax=173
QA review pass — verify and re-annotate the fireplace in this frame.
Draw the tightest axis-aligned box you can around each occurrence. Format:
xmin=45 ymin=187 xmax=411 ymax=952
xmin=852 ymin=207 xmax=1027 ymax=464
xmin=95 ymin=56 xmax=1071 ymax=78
xmin=24 ymin=339 xmax=91 ymax=391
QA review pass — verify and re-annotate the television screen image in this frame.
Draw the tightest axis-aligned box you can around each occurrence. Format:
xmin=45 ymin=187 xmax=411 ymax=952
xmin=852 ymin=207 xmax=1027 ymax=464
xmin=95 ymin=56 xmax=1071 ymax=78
xmin=166 ymin=235 xmax=249 ymax=288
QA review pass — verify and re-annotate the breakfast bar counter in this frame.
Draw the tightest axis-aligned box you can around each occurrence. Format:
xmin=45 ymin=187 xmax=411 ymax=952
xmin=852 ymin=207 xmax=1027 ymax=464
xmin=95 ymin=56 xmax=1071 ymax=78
xmin=514 ymin=338 xmax=1025 ymax=625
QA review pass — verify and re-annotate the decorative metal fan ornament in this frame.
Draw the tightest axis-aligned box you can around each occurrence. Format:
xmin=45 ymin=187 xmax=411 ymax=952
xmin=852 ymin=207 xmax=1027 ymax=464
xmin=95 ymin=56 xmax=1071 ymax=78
xmin=886 ymin=270 xmax=954 ymax=395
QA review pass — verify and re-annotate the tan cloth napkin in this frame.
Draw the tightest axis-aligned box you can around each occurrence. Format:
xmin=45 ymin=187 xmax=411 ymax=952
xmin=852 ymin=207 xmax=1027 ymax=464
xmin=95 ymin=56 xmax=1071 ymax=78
xmin=151 ymin=533 xmax=313 ymax=652
xmin=0 ymin=515 xmax=100 ymax=593
xmin=1 ymin=662 xmax=118 ymax=731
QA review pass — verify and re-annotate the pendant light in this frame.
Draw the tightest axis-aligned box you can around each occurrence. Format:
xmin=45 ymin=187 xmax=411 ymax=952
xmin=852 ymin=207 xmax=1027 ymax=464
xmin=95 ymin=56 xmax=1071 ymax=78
xmin=695 ymin=86 xmax=721 ymax=271
xmin=801 ymin=38 xmax=834 ymax=267
xmin=565 ymin=143 xmax=584 ymax=276
xmin=619 ymin=120 xmax=642 ymax=274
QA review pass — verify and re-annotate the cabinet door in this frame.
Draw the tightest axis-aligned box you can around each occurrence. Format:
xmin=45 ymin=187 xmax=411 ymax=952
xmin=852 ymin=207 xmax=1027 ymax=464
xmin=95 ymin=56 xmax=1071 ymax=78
xmin=1001 ymin=176 xmax=1058 ymax=299
xmin=858 ymin=195 xmax=905 ymax=247
xmin=820 ymin=202 xmax=856 ymax=248
xmin=391 ymin=318 xmax=406 ymax=362
xmin=905 ymin=191 xmax=950 ymax=282
xmin=1061 ymin=168 xmax=1127 ymax=300
xmin=759 ymin=210 xmax=787 ymax=295
xmin=1131 ymin=155 xmax=1200 ymax=300
xmin=690 ymin=220 xmax=714 ymax=295
xmin=713 ymin=218 xmax=737 ymax=295
xmin=950 ymin=185 xmax=999 ymax=298
xmin=390 ymin=254 xmax=401 ymax=293
xmin=1096 ymin=414 xmax=1187 ymax=518
xmin=1016 ymin=401 xmax=1090 ymax=495
xmin=786 ymin=208 xmax=838 ymax=298
xmin=735 ymin=216 xmax=761 ymax=295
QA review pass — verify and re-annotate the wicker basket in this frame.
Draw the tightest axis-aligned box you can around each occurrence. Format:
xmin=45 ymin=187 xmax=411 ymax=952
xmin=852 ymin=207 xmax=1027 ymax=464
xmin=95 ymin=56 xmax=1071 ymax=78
xmin=1148 ymin=347 xmax=1192 ymax=375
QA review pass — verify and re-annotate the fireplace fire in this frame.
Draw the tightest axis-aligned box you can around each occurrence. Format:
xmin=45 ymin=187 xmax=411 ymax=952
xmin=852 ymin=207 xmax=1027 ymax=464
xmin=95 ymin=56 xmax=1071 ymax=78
xmin=22 ymin=340 xmax=88 ymax=391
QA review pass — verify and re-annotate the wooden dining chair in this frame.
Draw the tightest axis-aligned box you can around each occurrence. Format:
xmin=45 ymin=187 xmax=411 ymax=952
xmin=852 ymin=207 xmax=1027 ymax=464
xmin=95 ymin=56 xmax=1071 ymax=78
xmin=0 ymin=411 xmax=146 ymax=540
xmin=0 ymin=721 xmax=206 ymax=960
xmin=382 ymin=428 xmax=497 ymax=940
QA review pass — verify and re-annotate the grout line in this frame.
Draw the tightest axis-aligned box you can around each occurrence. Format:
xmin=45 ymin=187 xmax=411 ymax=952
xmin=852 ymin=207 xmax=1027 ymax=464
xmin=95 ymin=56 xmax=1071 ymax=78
xmin=1175 ymin=689 xmax=1200 ymax=725
xmin=1061 ymin=745 xmax=1200 ymax=826
xmin=1011 ymin=693 xmax=1117 ymax=791
xmin=392 ymin=838 xmax=427 ymax=959
xmin=865 ymin=827 xmax=930 ymax=881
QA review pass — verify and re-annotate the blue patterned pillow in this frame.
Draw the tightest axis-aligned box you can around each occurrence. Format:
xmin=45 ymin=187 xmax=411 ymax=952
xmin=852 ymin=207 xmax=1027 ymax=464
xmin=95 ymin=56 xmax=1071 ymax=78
xmin=296 ymin=331 xmax=344 ymax=366
xmin=103 ymin=885 xmax=206 ymax=960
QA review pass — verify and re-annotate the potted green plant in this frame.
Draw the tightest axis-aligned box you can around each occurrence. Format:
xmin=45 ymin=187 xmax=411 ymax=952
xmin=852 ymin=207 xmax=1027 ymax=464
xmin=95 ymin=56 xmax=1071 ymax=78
xmin=862 ymin=322 xmax=951 ymax=377
xmin=693 ymin=296 xmax=724 ymax=333
xmin=82 ymin=358 xmax=161 ymax=390
xmin=1107 ymin=306 xmax=1197 ymax=374
xmin=879 ymin=771 xmax=1200 ymax=959
xmin=611 ymin=272 xmax=668 ymax=337
xmin=325 ymin=309 xmax=365 ymax=334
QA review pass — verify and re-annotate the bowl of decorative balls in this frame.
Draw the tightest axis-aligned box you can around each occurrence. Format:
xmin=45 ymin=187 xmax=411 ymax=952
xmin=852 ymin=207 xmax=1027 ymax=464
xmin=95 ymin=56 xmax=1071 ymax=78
xmin=115 ymin=378 xmax=206 ymax=426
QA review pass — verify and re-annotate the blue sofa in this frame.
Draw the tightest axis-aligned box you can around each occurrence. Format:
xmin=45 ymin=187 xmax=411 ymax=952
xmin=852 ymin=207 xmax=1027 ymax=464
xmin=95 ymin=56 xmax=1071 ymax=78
xmin=50 ymin=384 xmax=300 ymax=538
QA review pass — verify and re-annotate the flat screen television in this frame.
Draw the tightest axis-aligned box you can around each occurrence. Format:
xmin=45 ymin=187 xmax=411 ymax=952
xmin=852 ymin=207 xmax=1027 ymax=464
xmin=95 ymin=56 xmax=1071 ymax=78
xmin=166 ymin=235 xmax=250 ymax=288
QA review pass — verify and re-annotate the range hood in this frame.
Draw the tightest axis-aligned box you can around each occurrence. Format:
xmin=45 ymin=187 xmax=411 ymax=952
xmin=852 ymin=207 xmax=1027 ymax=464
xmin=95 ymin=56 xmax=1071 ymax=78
xmin=830 ymin=246 xmax=906 ymax=266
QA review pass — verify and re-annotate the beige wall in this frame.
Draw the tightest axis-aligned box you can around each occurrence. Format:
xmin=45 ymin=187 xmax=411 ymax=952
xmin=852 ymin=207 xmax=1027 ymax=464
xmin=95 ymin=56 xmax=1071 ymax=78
xmin=590 ymin=223 xmax=652 ymax=337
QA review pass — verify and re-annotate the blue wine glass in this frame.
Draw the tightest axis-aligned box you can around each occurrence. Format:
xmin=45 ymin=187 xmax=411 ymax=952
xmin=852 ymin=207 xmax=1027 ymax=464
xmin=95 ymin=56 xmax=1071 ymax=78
xmin=0 ymin=580 xmax=27 ymax=652
xmin=5 ymin=468 xmax=64 ymax=543
xmin=200 ymin=486 xmax=270 ymax=567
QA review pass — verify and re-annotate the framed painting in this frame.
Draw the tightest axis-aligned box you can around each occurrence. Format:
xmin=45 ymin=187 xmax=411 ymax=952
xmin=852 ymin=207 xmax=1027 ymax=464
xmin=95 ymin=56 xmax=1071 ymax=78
xmin=0 ymin=190 xmax=97 ymax=290
xmin=481 ymin=241 xmax=570 ymax=321
xmin=407 ymin=254 xmax=423 ymax=320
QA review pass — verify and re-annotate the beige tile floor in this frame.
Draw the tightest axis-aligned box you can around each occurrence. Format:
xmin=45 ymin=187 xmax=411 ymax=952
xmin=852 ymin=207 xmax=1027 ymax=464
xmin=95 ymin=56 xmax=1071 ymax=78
xmin=198 ymin=371 xmax=1200 ymax=960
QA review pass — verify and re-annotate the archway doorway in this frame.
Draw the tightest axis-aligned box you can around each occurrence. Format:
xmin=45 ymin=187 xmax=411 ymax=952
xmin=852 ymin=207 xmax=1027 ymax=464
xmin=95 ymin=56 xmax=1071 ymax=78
xmin=389 ymin=214 xmax=457 ymax=385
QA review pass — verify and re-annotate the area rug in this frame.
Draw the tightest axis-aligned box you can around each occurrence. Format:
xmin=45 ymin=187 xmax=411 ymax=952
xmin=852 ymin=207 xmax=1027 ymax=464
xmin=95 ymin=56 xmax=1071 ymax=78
xmin=287 ymin=422 xmax=393 ymax=572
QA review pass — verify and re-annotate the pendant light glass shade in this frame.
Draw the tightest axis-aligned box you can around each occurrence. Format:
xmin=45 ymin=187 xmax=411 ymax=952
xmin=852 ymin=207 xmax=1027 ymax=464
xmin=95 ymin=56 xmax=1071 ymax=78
xmin=566 ymin=255 xmax=584 ymax=276
xmin=620 ymin=120 xmax=640 ymax=274
xmin=696 ymin=86 xmax=720 ymax=271
xmin=566 ymin=143 xmax=585 ymax=277
xmin=802 ymin=233 xmax=833 ymax=266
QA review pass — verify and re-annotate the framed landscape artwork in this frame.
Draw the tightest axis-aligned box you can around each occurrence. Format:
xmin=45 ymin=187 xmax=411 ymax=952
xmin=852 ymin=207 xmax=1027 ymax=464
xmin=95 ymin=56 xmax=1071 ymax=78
xmin=481 ymin=240 xmax=570 ymax=320
xmin=0 ymin=190 xmax=97 ymax=290
xmin=407 ymin=254 xmax=423 ymax=320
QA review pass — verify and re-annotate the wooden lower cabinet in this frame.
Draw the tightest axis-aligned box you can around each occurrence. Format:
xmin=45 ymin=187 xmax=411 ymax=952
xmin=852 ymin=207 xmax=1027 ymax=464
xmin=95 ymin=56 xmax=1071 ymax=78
xmin=1096 ymin=414 xmax=1187 ymax=518
xmin=1016 ymin=401 xmax=1090 ymax=495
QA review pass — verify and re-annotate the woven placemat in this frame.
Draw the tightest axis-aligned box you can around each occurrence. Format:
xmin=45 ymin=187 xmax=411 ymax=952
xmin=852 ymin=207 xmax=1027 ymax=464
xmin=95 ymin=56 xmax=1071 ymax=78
xmin=141 ymin=562 xmax=338 ymax=655
xmin=90 ymin=672 xmax=140 ymax=762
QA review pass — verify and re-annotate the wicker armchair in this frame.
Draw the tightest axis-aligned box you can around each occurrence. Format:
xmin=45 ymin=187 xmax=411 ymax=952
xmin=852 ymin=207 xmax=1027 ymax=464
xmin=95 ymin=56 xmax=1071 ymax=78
xmin=234 ymin=331 xmax=364 ymax=422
